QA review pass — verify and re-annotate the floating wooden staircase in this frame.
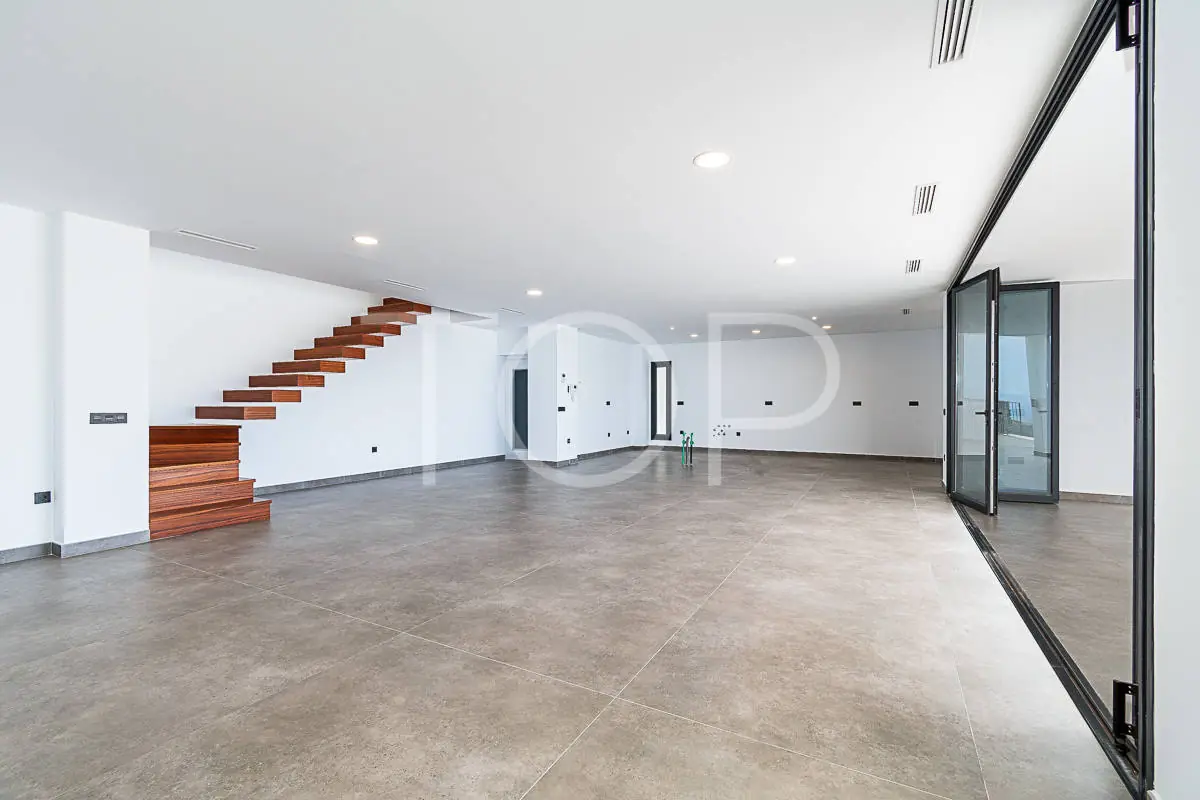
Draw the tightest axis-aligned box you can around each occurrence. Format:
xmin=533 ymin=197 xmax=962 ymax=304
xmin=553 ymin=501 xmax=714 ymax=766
xmin=193 ymin=297 xmax=431 ymax=421
xmin=149 ymin=425 xmax=271 ymax=539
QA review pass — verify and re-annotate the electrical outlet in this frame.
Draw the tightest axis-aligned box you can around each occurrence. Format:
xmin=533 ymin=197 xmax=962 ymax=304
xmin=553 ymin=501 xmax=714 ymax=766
xmin=371 ymin=446 xmax=378 ymax=453
xmin=34 ymin=491 xmax=51 ymax=504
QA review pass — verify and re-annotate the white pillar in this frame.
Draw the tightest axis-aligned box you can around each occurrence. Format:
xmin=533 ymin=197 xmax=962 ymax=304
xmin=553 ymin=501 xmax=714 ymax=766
xmin=50 ymin=213 xmax=151 ymax=555
xmin=1152 ymin=1 xmax=1200 ymax=794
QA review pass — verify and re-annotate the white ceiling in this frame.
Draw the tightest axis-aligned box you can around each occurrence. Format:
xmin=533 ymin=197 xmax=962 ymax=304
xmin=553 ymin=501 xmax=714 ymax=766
xmin=0 ymin=0 xmax=1093 ymax=340
xmin=968 ymin=29 xmax=1135 ymax=285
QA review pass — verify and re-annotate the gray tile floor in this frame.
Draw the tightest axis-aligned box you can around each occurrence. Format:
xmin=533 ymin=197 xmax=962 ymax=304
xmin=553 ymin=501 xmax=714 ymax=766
xmin=0 ymin=451 xmax=1129 ymax=799
xmin=967 ymin=499 xmax=1134 ymax=713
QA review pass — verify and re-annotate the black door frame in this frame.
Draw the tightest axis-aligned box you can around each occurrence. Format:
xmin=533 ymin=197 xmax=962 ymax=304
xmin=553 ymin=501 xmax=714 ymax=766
xmin=512 ymin=368 xmax=529 ymax=450
xmin=942 ymin=0 xmax=1154 ymax=795
xmin=947 ymin=268 xmax=999 ymax=515
xmin=996 ymin=281 xmax=1061 ymax=504
xmin=649 ymin=361 xmax=672 ymax=442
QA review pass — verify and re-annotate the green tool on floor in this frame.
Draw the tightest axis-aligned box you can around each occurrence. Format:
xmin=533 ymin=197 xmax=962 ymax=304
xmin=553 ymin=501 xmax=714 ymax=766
xmin=681 ymin=432 xmax=694 ymax=468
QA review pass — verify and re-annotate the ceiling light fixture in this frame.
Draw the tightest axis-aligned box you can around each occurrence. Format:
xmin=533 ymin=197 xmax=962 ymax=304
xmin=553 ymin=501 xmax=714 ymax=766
xmin=669 ymin=326 xmax=675 ymax=331
xmin=751 ymin=329 xmax=761 ymax=335
xmin=692 ymin=151 xmax=731 ymax=169
xmin=822 ymin=324 xmax=832 ymax=330
xmin=774 ymin=256 xmax=797 ymax=266
xmin=811 ymin=316 xmax=819 ymax=321
xmin=354 ymin=235 xmax=379 ymax=246
xmin=689 ymin=333 xmax=699 ymax=338
xmin=526 ymin=289 xmax=543 ymax=297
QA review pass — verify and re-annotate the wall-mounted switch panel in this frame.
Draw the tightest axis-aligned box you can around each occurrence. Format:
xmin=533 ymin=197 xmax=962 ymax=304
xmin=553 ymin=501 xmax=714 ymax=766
xmin=90 ymin=412 xmax=128 ymax=424
xmin=34 ymin=491 xmax=52 ymax=504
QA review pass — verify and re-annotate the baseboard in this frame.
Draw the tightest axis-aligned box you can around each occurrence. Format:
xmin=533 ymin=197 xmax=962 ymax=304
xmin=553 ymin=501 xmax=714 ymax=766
xmin=576 ymin=445 xmax=644 ymax=462
xmin=1060 ymin=490 xmax=1134 ymax=505
xmin=0 ymin=542 xmax=54 ymax=565
xmin=255 ymin=454 xmax=506 ymax=495
xmin=651 ymin=445 xmax=939 ymax=463
xmin=51 ymin=529 xmax=150 ymax=559
xmin=534 ymin=457 xmax=581 ymax=468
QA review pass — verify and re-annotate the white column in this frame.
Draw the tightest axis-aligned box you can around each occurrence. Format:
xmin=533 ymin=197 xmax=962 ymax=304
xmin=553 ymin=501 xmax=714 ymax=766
xmin=51 ymin=213 xmax=151 ymax=554
xmin=1153 ymin=1 xmax=1200 ymax=795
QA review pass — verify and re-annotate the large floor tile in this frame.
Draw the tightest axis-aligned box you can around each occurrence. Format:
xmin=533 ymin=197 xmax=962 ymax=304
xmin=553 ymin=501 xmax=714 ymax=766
xmin=0 ymin=593 xmax=394 ymax=797
xmin=63 ymin=635 xmax=610 ymax=800
xmin=527 ymin=701 xmax=939 ymax=800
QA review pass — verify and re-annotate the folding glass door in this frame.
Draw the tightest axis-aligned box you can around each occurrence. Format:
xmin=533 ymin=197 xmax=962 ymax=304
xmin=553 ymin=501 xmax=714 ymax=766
xmin=949 ymin=269 xmax=999 ymax=514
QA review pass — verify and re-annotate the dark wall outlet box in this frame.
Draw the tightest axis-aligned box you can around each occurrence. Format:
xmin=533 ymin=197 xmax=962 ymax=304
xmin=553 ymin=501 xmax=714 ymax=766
xmin=764 ymin=400 xmax=774 ymax=406
xmin=558 ymin=406 xmax=566 ymax=412
xmin=676 ymin=400 xmax=684 ymax=406
xmin=909 ymin=401 xmax=920 ymax=406
xmin=34 ymin=491 xmax=52 ymax=505
xmin=852 ymin=401 xmax=863 ymax=407
xmin=736 ymin=431 xmax=741 ymax=436
xmin=371 ymin=446 xmax=378 ymax=453
xmin=605 ymin=401 xmax=611 ymax=406
xmin=90 ymin=412 xmax=128 ymax=424
xmin=566 ymin=438 xmax=571 ymax=444
xmin=607 ymin=432 xmax=611 ymax=437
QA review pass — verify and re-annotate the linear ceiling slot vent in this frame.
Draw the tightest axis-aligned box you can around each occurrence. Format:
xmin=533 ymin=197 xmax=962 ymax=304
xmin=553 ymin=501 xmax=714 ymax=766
xmin=499 ymin=307 xmax=525 ymax=315
xmin=912 ymin=183 xmax=938 ymax=215
xmin=931 ymin=0 xmax=975 ymax=66
xmin=383 ymin=279 xmax=426 ymax=291
xmin=175 ymin=229 xmax=257 ymax=251
xmin=902 ymin=308 xmax=912 ymax=315
xmin=905 ymin=259 xmax=921 ymax=274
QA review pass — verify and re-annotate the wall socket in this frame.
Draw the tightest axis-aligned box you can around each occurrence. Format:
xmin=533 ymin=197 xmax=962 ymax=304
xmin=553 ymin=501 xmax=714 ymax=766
xmin=371 ymin=446 xmax=378 ymax=453
xmin=34 ymin=491 xmax=51 ymax=504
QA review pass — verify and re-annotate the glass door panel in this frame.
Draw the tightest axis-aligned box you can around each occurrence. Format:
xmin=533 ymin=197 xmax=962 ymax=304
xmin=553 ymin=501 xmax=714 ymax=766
xmin=997 ymin=284 xmax=1058 ymax=501
xmin=951 ymin=269 xmax=998 ymax=513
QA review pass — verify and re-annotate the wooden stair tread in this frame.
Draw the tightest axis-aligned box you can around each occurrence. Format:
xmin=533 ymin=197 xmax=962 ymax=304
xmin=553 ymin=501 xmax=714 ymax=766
xmin=250 ymin=374 xmax=325 ymax=387
xmin=196 ymin=406 xmax=277 ymax=420
xmin=149 ymin=478 xmax=256 ymax=514
xmin=150 ymin=460 xmax=240 ymax=488
xmin=149 ymin=498 xmax=271 ymax=540
xmin=223 ymin=389 xmax=302 ymax=402
xmin=313 ymin=334 xmax=385 ymax=347
xmin=150 ymin=425 xmax=240 ymax=445
xmin=333 ymin=324 xmax=404 ymax=336
xmin=272 ymin=360 xmax=346 ymax=374
xmin=351 ymin=312 xmax=417 ymax=325
xmin=378 ymin=298 xmax=433 ymax=314
xmin=294 ymin=346 xmax=366 ymax=360
xmin=150 ymin=442 xmax=240 ymax=468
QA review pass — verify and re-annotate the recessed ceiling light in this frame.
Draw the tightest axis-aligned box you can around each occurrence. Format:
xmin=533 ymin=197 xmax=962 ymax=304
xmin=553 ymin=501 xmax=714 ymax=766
xmin=526 ymin=288 xmax=543 ymax=297
xmin=774 ymin=256 xmax=797 ymax=266
xmin=822 ymin=324 xmax=832 ymax=330
xmin=669 ymin=326 xmax=675 ymax=331
xmin=811 ymin=316 xmax=819 ymax=321
xmin=751 ymin=329 xmax=761 ymax=335
xmin=689 ymin=333 xmax=699 ymax=338
xmin=692 ymin=151 xmax=731 ymax=169
xmin=354 ymin=235 xmax=378 ymax=246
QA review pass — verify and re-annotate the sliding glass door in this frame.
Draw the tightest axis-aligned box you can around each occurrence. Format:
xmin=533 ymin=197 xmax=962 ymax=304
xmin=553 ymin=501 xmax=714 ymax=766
xmin=950 ymin=269 xmax=999 ymax=514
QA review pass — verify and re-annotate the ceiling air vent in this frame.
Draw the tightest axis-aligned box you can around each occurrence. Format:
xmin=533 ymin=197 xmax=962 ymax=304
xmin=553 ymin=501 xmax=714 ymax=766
xmin=931 ymin=0 xmax=975 ymax=66
xmin=905 ymin=259 xmax=922 ymax=274
xmin=912 ymin=183 xmax=937 ymax=215
xmin=499 ymin=307 xmax=525 ymax=315
xmin=384 ymin=279 xmax=426 ymax=292
xmin=902 ymin=308 xmax=912 ymax=315
xmin=175 ymin=229 xmax=257 ymax=251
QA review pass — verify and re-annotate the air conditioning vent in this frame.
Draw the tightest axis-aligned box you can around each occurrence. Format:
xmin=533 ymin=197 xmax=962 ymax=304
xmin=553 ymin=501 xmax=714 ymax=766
xmin=902 ymin=308 xmax=912 ymax=315
xmin=499 ymin=307 xmax=525 ymax=315
xmin=931 ymin=0 xmax=975 ymax=66
xmin=176 ymin=229 xmax=257 ymax=251
xmin=384 ymin=279 xmax=426 ymax=292
xmin=905 ymin=259 xmax=922 ymax=274
xmin=912 ymin=183 xmax=938 ymax=215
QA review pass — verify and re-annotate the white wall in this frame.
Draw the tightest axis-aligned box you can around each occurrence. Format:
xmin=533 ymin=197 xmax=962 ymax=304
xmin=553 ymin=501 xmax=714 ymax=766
xmin=0 ymin=205 xmax=54 ymax=553
xmin=576 ymin=332 xmax=648 ymax=455
xmin=661 ymin=329 xmax=943 ymax=458
xmin=1153 ymin=3 xmax=1200 ymax=795
xmin=1059 ymin=279 xmax=1134 ymax=496
xmin=150 ymin=249 xmax=504 ymax=487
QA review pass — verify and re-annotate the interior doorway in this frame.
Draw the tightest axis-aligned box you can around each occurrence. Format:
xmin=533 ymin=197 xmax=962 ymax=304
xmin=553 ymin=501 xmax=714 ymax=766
xmin=512 ymin=368 xmax=528 ymax=450
xmin=649 ymin=361 xmax=672 ymax=441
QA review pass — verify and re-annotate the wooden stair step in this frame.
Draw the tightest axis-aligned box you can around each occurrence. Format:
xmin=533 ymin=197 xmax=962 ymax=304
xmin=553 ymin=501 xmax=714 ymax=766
xmin=250 ymin=374 xmax=325 ymax=387
xmin=150 ymin=460 xmax=240 ymax=489
xmin=294 ymin=346 xmax=366 ymax=360
xmin=351 ymin=311 xmax=417 ymax=325
xmin=196 ymin=406 xmax=278 ymax=420
xmin=313 ymin=334 xmax=385 ymax=348
xmin=273 ymin=360 xmax=346 ymax=374
xmin=150 ymin=442 xmax=239 ymax=468
xmin=150 ymin=478 xmax=255 ymax=514
xmin=150 ymin=424 xmax=240 ymax=445
xmin=223 ymin=389 xmax=302 ymax=403
xmin=333 ymin=323 xmax=404 ymax=336
xmin=149 ymin=498 xmax=271 ymax=540
xmin=378 ymin=298 xmax=433 ymax=314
